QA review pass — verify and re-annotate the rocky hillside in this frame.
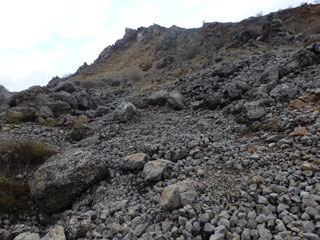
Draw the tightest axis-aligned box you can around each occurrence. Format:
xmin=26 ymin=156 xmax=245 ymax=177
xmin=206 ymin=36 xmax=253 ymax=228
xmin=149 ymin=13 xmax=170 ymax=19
xmin=0 ymin=3 xmax=320 ymax=240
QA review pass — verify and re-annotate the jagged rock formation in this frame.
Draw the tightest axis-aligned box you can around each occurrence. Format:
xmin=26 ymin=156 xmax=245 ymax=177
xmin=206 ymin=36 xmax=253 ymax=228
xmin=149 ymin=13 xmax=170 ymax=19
xmin=1 ymin=3 xmax=320 ymax=240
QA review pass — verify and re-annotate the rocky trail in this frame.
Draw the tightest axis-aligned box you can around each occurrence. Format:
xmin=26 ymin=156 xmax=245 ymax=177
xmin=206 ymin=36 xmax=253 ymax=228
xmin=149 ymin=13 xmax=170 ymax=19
xmin=1 ymin=4 xmax=320 ymax=240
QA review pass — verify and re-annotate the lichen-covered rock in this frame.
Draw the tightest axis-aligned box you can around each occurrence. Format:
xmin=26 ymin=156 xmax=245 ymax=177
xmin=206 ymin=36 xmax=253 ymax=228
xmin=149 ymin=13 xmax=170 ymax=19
xmin=113 ymin=102 xmax=136 ymax=123
xmin=28 ymin=149 xmax=109 ymax=213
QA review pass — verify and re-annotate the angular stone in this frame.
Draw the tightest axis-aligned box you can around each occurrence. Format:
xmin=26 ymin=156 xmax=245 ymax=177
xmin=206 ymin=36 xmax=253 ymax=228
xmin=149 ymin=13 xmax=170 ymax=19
xmin=160 ymin=180 xmax=198 ymax=210
xmin=143 ymin=159 xmax=172 ymax=182
xmin=113 ymin=102 xmax=136 ymax=123
xmin=41 ymin=225 xmax=66 ymax=240
xmin=121 ymin=153 xmax=149 ymax=171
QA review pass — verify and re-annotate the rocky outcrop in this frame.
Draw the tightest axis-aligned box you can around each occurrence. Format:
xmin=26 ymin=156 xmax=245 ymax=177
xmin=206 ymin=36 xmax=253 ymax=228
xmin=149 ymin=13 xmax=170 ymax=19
xmin=28 ymin=149 xmax=109 ymax=213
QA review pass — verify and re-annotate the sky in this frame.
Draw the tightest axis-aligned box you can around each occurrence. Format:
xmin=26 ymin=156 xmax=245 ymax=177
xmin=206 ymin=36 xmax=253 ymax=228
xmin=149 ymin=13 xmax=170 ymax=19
xmin=0 ymin=0 xmax=317 ymax=92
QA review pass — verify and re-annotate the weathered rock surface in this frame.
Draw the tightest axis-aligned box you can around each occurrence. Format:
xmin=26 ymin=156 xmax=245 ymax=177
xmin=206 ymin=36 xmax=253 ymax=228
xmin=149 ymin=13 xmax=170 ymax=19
xmin=143 ymin=159 xmax=173 ymax=182
xmin=28 ymin=149 xmax=109 ymax=213
xmin=160 ymin=180 xmax=198 ymax=210
xmin=113 ymin=102 xmax=136 ymax=123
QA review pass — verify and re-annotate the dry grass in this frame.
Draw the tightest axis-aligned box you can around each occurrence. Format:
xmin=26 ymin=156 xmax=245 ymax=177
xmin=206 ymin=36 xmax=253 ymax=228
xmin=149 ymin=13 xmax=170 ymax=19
xmin=0 ymin=140 xmax=56 ymax=174
xmin=6 ymin=110 xmax=37 ymax=124
xmin=0 ymin=172 xmax=28 ymax=215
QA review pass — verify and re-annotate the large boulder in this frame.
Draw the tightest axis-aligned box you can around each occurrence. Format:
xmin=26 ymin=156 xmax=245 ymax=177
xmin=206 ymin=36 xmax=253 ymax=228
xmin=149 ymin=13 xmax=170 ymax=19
xmin=168 ymin=91 xmax=184 ymax=110
xmin=148 ymin=90 xmax=169 ymax=106
xmin=50 ymin=92 xmax=77 ymax=108
xmin=244 ymin=101 xmax=266 ymax=121
xmin=28 ymin=149 xmax=109 ymax=213
xmin=143 ymin=159 xmax=173 ymax=182
xmin=120 ymin=153 xmax=149 ymax=171
xmin=52 ymin=81 xmax=77 ymax=93
xmin=113 ymin=102 xmax=136 ymax=123
xmin=160 ymin=180 xmax=198 ymax=210
xmin=201 ymin=92 xmax=224 ymax=110
xmin=48 ymin=101 xmax=72 ymax=117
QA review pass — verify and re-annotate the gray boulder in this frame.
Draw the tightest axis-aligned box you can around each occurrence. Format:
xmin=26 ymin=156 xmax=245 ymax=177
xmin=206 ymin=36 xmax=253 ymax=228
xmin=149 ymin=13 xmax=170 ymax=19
xmin=28 ymin=149 xmax=109 ymax=213
xmin=121 ymin=153 xmax=149 ymax=171
xmin=160 ymin=180 xmax=198 ymax=210
xmin=168 ymin=91 xmax=184 ymax=110
xmin=50 ymin=92 xmax=77 ymax=108
xmin=13 ymin=232 xmax=40 ymax=240
xmin=113 ymin=102 xmax=136 ymax=123
xmin=148 ymin=90 xmax=169 ymax=106
xmin=38 ymin=106 xmax=54 ymax=119
xmin=68 ymin=123 xmax=94 ymax=141
xmin=244 ymin=101 xmax=266 ymax=121
xmin=41 ymin=225 xmax=66 ymax=240
xmin=226 ymin=83 xmax=242 ymax=99
xmin=201 ymin=92 xmax=224 ymax=110
xmin=143 ymin=159 xmax=173 ymax=182
xmin=48 ymin=101 xmax=72 ymax=117
xmin=52 ymin=81 xmax=77 ymax=93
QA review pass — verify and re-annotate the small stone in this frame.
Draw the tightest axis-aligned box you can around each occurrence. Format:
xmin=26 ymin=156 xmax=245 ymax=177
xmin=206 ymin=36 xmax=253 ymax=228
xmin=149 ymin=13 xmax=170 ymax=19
xmin=302 ymin=221 xmax=315 ymax=233
xmin=204 ymin=223 xmax=215 ymax=234
xmin=258 ymin=228 xmax=272 ymax=240
xmin=256 ymin=214 xmax=267 ymax=224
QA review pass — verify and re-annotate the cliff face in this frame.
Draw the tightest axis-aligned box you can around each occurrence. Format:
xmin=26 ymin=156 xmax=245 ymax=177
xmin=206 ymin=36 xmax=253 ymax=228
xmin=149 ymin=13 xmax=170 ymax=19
xmin=1 ymin=4 xmax=320 ymax=240
xmin=66 ymin=4 xmax=320 ymax=93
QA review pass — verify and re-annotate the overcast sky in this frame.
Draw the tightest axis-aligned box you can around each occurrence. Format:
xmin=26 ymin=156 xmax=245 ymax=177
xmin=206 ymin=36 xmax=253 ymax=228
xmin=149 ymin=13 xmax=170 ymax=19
xmin=0 ymin=0 xmax=316 ymax=91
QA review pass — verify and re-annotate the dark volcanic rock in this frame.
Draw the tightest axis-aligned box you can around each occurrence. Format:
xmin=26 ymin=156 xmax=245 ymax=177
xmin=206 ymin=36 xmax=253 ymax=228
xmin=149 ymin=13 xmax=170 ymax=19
xmin=113 ymin=102 xmax=137 ymax=123
xmin=28 ymin=149 xmax=109 ymax=213
xmin=68 ymin=123 xmax=94 ymax=141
